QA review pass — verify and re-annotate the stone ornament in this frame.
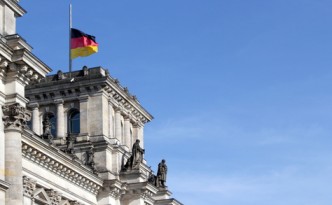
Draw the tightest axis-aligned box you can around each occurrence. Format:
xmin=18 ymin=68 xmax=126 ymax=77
xmin=46 ymin=189 xmax=62 ymax=205
xmin=57 ymin=70 xmax=65 ymax=80
xmin=2 ymin=103 xmax=31 ymax=129
xmin=63 ymin=134 xmax=76 ymax=157
xmin=23 ymin=176 xmax=37 ymax=197
xmin=42 ymin=115 xmax=53 ymax=143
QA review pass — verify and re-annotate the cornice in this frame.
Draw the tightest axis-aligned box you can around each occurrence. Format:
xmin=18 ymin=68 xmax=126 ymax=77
xmin=154 ymin=198 xmax=184 ymax=205
xmin=22 ymin=130 xmax=103 ymax=195
xmin=11 ymin=48 xmax=52 ymax=77
xmin=5 ymin=34 xmax=32 ymax=51
xmin=0 ymin=58 xmax=48 ymax=86
xmin=5 ymin=93 xmax=29 ymax=104
xmin=105 ymin=82 xmax=153 ymax=124
xmin=3 ymin=0 xmax=26 ymax=17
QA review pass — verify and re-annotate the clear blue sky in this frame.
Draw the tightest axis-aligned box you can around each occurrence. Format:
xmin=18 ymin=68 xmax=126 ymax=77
xmin=19 ymin=1 xmax=332 ymax=204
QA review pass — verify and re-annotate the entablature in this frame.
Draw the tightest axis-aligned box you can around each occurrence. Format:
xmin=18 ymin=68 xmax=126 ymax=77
xmin=22 ymin=129 xmax=103 ymax=195
xmin=26 ymin=66 xmax=153 ymax=124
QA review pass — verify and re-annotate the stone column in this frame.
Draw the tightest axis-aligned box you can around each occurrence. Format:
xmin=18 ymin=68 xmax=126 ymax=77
xmin=114 ymin=108 xmax=122 ymax=143
xmin=29 ymin=103 xmax=40 ymax=135
xmin=79 ymin=95 xmax=89 ymax=136
xmin=2 ymin=103 xmax=31 ymax=205
xmin=55 ymin=99 xmax=65 ymax=140
xmin=123 ymin=116 xmax=131 ymax=148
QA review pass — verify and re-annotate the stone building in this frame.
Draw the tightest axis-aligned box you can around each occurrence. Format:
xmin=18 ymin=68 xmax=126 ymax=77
xmin=0 ymin=1 xmax=182 ymax=204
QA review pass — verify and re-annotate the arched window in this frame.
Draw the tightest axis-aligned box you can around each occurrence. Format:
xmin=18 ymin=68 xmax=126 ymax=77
xmin=27 ymin=119 xmax=32 ymax=130
xmin=45 ymin=112 xmax=57 ymax=137
xmin=68 ymin=109 xmax=80 ymax=134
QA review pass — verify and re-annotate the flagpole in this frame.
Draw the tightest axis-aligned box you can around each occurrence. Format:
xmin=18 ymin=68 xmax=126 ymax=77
xmin=69 ymin=2 xmax=72 ymax=78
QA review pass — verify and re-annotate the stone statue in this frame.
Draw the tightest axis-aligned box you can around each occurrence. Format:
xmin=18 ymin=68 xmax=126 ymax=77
xmin=57 ymin=70 xmax=65 ymax=80
xmin=132 ymin=139 xmax=145 ymax=168
xmin=85 ymin=147 xmax=94 ymax=166
xmin=64 ymin=134 xmax=76 ymax=158
xmin=123 ymin=139 xmax=145 ymax=170
xmin=157 ymin=159 xmax=167 ymax=188
xmin=84 ymin=147 xmax=96 ymax=173
xmin=42 ymin=115 xmax=53 ymax=143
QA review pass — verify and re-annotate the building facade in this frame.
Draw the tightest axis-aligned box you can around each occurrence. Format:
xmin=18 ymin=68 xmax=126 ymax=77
xmin=0 ymin=1 xmax=182 ymax=204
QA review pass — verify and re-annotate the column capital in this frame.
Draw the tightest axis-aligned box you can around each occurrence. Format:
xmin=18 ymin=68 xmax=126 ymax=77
xmin=114 ymin=106 xmax=122 ymax=113
xmin=2 ymin=103 xmax=31 ymax=130
xmin=27 ymin=102 xmax=39 ymax=109
xmin=54 ymin=99 xmax=64 ymax=105
xmin=123 ymin=114 xmax=131 ymax=120
xmin=108 ymin=97 xmax=118 ymax=106
xmin=133 ymin=120 xmax=144 ymax=128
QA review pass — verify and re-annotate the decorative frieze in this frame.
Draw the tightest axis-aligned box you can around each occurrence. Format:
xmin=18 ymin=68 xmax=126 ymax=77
xmin=2 ymin=103 xmax=31 ymax=130
xmin=22 ymin=142 xmax=102 ymax=194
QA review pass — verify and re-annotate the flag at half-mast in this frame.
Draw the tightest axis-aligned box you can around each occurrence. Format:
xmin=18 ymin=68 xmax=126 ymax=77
xmin=70 ymin=28 xmax=98 ymax=59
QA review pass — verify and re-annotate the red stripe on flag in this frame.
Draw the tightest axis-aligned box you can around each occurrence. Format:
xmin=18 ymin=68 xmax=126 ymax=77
xmin=71 ymin=36 xmax=98 ymax=49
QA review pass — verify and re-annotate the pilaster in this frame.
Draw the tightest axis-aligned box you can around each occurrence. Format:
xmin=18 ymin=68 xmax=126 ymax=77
xmin=0 ymin=1 xmax=25 ymax=36
xmin=79 ymin=95 xmax=89 ymax=137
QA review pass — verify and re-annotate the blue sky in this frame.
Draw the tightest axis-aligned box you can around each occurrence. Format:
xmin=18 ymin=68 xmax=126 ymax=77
xmin=18 ymin=1 xmax=332 ymax=204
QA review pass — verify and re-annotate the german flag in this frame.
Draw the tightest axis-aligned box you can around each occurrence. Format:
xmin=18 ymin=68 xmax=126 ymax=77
xmin=71 ymin=28 xmax=98 ymax=59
